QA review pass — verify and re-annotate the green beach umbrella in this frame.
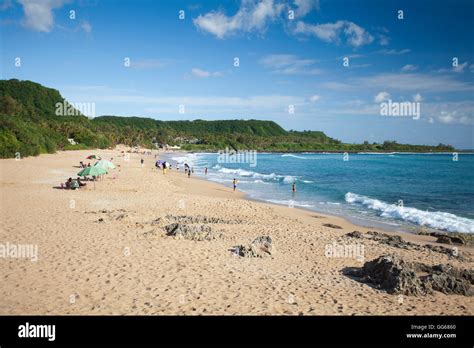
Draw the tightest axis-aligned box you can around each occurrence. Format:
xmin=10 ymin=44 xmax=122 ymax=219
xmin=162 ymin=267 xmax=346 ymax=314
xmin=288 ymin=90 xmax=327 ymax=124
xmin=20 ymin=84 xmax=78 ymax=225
xmin=77 ymin=166 xmax=108 ymax=177
xmin=94 ymin=160 xmax=116 ymax=169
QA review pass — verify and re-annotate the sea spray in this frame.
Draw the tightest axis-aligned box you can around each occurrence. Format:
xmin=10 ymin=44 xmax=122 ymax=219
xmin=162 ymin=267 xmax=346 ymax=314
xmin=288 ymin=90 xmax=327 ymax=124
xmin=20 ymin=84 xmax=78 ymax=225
xmin=345 ymin=192 xmax=474 ymax=233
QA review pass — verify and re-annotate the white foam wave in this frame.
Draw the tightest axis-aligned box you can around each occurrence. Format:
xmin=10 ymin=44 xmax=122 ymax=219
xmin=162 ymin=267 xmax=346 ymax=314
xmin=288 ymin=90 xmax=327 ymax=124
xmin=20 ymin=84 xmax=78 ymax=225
xmin=216 ymin=166 xmax=297 ymax=183
xmin=171 ymin=153 xmax=198 ymax=165
xmin=283 ymin=175 xmax=296 ymax=184
xmin=281 ymin=154 xmax=307 ymax=159
xmin=345 ymin=192 xmax=474 ymax=233
xmin=266 ymin=199 xmax=314 ymax=208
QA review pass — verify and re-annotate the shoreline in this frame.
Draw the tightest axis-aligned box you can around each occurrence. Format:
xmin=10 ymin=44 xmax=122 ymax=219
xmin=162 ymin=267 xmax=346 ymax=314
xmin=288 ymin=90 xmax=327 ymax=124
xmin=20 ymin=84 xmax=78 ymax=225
xmin=1 ymin=148 xmax=472 ymax=315
xmin=160 ymin=150 xmax=473 ymax=238
xmin=162 ymin=149 xmax=474 ymax=155
xmin=185 ymin=171 xmax=472 ymax=252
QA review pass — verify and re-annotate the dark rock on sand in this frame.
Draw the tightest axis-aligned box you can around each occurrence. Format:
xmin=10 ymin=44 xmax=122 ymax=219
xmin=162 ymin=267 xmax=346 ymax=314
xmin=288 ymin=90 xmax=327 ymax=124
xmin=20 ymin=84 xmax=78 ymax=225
xmin=164 ymin=223 xmax=216 ymax=241
xmin=323 ymin=223 xmax=343 ymax=229
xmin=435 ymin=234 xmax=466 ymax=245
xmin=234 ymin=236 xmax=275 ymax=258
xmin=346 ymin=231 xmax=465 ymax=260
xmin=345 ymin=231 xmax=364 ymax=238
xmin=418 ymin=231 xmax=472 ymax=246
xmin=417 ymin=264 xmax=474 ymax=296
xmin=345 ymin=255 xmax=430 ymax=296
xmin=424 ymin=244 xmax=464 ymax=260
xmin=366 ymin=231 xmax=420 ymax=250
xmin=436 ymin=235 xmax=453 ymax=244
xmin=345 ymin=255 xmax=473 ymax=296
xmin=166 ymin=214 xmax=242 ymax=225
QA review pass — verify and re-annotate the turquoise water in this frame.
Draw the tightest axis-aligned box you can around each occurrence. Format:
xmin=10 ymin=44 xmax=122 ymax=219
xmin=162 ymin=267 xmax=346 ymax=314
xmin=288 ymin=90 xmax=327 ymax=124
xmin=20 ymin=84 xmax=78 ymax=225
xmin=165 ymin=152 xmax=474 ymax=234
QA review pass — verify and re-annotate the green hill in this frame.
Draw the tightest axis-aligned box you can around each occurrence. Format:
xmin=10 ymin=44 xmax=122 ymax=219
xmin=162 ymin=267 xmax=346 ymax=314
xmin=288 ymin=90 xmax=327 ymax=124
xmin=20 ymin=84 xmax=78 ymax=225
xmin=0 ymin=79 xmax=455 ymax=158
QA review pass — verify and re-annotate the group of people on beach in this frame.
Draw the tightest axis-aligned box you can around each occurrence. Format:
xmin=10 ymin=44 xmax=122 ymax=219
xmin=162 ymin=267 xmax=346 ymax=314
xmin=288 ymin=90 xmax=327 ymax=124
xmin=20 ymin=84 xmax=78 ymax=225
xmin=79 ymin=161 xmax=92 ymax=168
xmin=143 ymin=156 xmax=298 ymax=195
xmin=62 ymin=177 xmax=87 ymax=190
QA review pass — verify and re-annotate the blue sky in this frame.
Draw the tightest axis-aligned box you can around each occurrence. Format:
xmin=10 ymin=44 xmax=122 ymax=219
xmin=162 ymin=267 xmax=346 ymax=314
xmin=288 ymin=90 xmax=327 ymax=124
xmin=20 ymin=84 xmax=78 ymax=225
xmin=1 ymin=0 xmax=473 ymax=148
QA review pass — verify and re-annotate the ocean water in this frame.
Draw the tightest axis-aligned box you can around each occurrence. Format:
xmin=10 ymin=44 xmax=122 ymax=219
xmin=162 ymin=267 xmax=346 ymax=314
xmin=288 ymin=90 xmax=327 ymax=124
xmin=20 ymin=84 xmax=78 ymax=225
xmin=164 ymin=152 xmax=474 ymax=234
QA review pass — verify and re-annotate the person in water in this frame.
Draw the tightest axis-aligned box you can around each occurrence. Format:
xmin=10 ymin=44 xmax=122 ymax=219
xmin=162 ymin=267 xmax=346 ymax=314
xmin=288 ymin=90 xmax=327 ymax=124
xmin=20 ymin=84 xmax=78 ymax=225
xmin=204 ymin=167 xmax=208 ymax=175
xmin=292 ymin=182 xmax=296 ymax=193
xmin=232 ymin=178 xmax=238 ymax=192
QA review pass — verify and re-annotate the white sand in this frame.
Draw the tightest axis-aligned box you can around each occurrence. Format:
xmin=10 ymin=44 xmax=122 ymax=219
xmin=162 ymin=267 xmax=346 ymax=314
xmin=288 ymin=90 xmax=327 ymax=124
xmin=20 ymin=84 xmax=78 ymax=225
xmin=0 ymin=149 xmax=472 ymax=315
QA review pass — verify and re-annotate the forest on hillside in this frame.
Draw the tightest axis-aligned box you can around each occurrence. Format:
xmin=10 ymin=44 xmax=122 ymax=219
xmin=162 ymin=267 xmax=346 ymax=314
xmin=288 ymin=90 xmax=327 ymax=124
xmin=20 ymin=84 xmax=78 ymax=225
xmin=0 ymin=79 xmax=455 ymax=158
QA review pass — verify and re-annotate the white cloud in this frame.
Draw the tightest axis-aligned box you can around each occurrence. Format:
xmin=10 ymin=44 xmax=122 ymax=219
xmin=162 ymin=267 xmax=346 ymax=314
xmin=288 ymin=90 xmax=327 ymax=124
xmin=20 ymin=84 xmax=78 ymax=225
xmin=437 ymin=61 xmax=470 ymax=74
xmin=401 ymin=64 xmax=417 ymax=72
xmin=378 ymin=34 xmax=390 ymax=46
xmin=18 ymin=0 xmax=68 ymax=32
xmin=293 ymin=0 xmax=319 ymax=17
xmin=294 ymin=20 xmax=373 ymax=47
xmin=434 ymin=106 xmax=473 ymax=125
xmin=413 ymin=93 xmax=422 ymax=102
xmin=81 ymin=20 xmax=92 ymax=33
xmin=438 ymin=112 xmax=455 ymax=124
xmin=310 ymin=94 xmax=321 ymax=102
xmin=453 ymin=61 xmax=469 ymax=73
xmin=324 ymin=73 xmax=474 ymax=94
xmin=374 ymin=91 xmax=390 ymax=103
xmin=259 ymin=54 xmax=322 ymax=75
xmin=361 ymin=73 xmax=474 ymax=93
xmin=193 ymin=0 xmax=284 ymax=39
xmin=378 ymin=48 xmax=411 ymax=55
xmin=191 ymin=68 xmax=222 ymax=78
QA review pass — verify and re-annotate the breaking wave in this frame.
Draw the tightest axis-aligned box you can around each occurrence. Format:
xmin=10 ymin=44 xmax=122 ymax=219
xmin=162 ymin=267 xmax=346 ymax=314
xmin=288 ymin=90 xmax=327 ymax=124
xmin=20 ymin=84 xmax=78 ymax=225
xmin=345 ymin=192 xmax=474 ymax=233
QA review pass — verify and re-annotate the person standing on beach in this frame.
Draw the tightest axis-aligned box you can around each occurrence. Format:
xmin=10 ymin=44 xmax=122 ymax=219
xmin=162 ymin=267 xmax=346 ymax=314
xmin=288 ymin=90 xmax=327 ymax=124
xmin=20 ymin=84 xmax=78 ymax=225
xmin=140 ymin=158 xmax=144 ymax=168
xmin=233 ymin=178 xmax=238 ymax=192
xmin=187 ymin=169 xmax=191 ymax=178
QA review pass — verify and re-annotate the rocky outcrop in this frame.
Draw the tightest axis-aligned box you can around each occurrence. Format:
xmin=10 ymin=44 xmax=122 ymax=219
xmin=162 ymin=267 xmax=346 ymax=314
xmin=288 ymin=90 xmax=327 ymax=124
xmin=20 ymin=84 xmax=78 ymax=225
xmin=345 ymin=231 xmax=364 ymax=238
xmin=345 ymin=255 xmax=430 ymax=295
xmin=418 ymin=264 xmax=474 ymax=296
xmin=345 ymin=255 xmax=473 ymax=296
xmin=166 ymin=215 xmax=243 ymax=225
xmin=418 ymin=231 xmax=472 ymax=246
xmin=344 ymin=231 xmax=465 ymax=260
xmin=164 ymin=223 xmax=217 ymax=241
xmin=234 ymin=236 xmax=275 ymax=258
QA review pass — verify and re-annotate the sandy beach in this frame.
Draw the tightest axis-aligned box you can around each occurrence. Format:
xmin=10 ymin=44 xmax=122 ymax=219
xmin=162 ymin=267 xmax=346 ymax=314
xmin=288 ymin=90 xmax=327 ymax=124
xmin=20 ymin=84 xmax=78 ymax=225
xmin=0 ymin=148 xmax=472 ymax=315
